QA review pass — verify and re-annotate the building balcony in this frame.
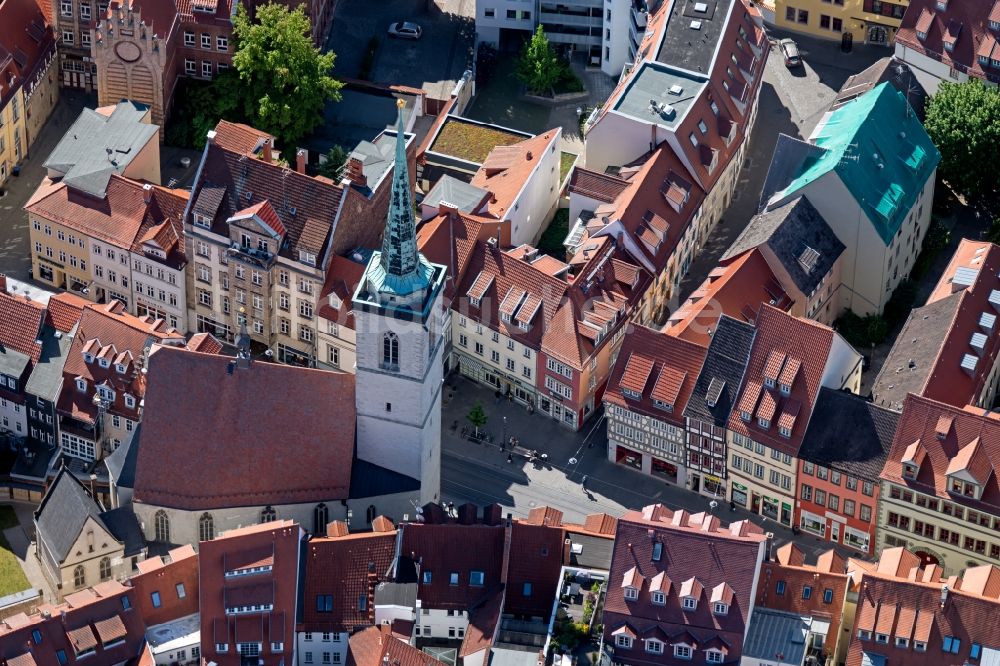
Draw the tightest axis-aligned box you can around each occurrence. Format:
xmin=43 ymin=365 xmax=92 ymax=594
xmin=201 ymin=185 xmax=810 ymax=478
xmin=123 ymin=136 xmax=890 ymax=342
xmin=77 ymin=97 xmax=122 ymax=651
xmin=538 ymin=11 xmax=602 ymax=28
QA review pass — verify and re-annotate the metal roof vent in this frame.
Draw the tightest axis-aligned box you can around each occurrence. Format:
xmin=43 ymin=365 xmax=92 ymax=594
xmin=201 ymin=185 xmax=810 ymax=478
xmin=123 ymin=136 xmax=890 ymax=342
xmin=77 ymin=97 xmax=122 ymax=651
xmin=669 ymin=84 xmax=684 ymax=95
xmin=690 ymin=20 xmax=702 ymax=29
xmin=694 ymin=1 xmax=708 ymax=11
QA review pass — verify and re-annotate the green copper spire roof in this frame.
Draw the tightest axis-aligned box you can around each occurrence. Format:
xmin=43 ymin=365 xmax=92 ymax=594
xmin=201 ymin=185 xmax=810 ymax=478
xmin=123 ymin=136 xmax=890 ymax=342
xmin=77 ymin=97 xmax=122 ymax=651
xmin=775 ymin=83 xmax=940 ymax=246
xmin=354 ymin=99 xmax=440 ymax=310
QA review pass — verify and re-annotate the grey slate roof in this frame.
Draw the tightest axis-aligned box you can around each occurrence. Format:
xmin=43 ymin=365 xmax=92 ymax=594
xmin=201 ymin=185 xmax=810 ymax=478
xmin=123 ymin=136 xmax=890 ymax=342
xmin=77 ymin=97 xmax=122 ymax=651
xmin=799 ymin=387 xmax=900 ymax=479
xmin=723 ymin=196 xmax=845 ymax=297
xmin=834 ymin=57 xmax=928 ymax=122
xmin=683 ymin=315 xmax=756 ymax=426
xmin=870 ymin=292 xmax=962 ymax=413
xmin=567 ymin=532 xmax=614 ymax=571
xmin=656 ymin=0 xmax=734 ymax=74
xmin=98 ymin=507 xmax=145 ymax=556
xmin=422 ymin=175 xmax=489 ymax=214
xmin=24 ymin=327 xmax=72 ymax=403
xmin=43 ymin=101 xmax=159 ymax=198
xmin=374 ymin=581 xmax=418 ymax=607
xmin=743 ymin=608 xmax=811 ymax=664
xmin=105 ymin=425 xmax=139 ymax=489
xmin=758 ymin=134 xmax=827 ymax=213
xmin=34 ymin=467 xmax=113 ymax=564
xmin=0 ymin=347 xmax=30 ymax=384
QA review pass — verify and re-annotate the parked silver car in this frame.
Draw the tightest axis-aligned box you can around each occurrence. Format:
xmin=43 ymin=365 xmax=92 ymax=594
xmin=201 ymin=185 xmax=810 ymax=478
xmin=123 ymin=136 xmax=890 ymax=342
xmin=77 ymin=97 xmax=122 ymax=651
xmin=388 ymin=21 xmax=422 ymax=39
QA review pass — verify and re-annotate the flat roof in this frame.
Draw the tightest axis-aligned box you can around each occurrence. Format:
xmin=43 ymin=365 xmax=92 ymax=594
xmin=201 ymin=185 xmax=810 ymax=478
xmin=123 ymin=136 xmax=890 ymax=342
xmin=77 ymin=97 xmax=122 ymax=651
xmin=614 ymin=62 xmax=707 ymax=129
xmin=429 ymin=117 xmax=531 ymax=165
xmin=656 ymin=0 xmax=735 ymax=74
xmin=145 ymin=613 xmax=201 ymax=654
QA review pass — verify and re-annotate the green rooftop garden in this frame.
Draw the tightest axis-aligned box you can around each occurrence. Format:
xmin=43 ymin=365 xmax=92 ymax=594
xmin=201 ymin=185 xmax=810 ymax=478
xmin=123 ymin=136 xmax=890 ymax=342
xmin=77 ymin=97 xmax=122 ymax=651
xmin=430 ymin=119 xmax=525 ymax=164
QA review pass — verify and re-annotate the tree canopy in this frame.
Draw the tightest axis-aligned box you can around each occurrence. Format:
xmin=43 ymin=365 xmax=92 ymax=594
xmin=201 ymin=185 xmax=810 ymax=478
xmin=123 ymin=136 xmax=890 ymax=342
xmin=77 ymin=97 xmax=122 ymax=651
xmin=924 ymin=79 xmax=1000 ymax=198
xmin=515 ymin=26 xmax=562 ymax=95
xmin=232 ymin=4 xmax=342 ymax=146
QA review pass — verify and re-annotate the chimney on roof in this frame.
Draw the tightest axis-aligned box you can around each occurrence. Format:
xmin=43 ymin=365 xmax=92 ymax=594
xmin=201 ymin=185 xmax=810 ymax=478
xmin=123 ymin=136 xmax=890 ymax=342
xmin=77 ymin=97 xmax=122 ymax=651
xmin=262 ymin=138 xmax=273 ymax=163
xmin=0 ymin=273 xmax=7 ymax=294
xmin=345 ymin=156 xmax=367 ymax=187
xmin=563 ymin=537 xmax=572 ymax=564
xmin=296 ymin=148 xmax=307 ymax=174
xmin=500 ymin=513 xmax=513 ymax=586
xmin=941 ymin=584 xmax=949 ymax=607
xmin=526 ymin=151 xmax=533 ymax=161
xmin=207 ymin=129 xmax=217 ymax=145
xmin=142 ymin=183 xmax=153 ymax=204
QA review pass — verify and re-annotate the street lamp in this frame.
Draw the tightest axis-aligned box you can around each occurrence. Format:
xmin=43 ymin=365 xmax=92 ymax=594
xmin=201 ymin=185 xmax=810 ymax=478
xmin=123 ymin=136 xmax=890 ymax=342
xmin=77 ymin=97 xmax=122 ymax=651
xmin=502 ymin=416 xmax=507 ymax=450
xmin=709 ymin=500 xmax=719 ymax=515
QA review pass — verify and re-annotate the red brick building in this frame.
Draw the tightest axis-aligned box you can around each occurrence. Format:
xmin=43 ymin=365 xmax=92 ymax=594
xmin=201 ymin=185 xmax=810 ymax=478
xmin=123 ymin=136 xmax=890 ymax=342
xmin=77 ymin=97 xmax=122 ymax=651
xmin=199 ymin=520 xmax=302 ymax=666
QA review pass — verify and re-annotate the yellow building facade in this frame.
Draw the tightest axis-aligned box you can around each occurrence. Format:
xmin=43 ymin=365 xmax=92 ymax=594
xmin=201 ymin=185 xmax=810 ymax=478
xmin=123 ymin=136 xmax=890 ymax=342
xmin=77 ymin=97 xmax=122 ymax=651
xmin=775 ymin=0 xmax=909 ymax=47
xmin=0 ymin=88 xmax=26 ymax=187
xmin=27 ymin=214 xmax=94 ymax=294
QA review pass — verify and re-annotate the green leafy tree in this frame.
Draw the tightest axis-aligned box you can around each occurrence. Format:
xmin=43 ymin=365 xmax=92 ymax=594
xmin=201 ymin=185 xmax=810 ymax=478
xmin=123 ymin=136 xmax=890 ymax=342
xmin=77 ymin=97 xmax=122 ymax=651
xmin=466 ymin=402 xmax=488 ymax=437
xmin=317 ymin=145 xmax=348 ymax=179
xmin=515 ymin=26 xmax=562 ymax=95
xmin=232 ymin=4 xmax=342 ymax=145
xmin=924 ymin=79 xmax=1000 ymax=198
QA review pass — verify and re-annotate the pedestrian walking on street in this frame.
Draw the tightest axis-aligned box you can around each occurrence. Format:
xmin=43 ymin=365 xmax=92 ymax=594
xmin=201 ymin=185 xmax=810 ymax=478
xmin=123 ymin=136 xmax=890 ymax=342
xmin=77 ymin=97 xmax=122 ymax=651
xmin=730 ymin=500 xmax=736 ymax=512
xmin=581 ymin=475 xmax=588 ymax=490
xmin=507 ymin=453 xmax=513 ymax=464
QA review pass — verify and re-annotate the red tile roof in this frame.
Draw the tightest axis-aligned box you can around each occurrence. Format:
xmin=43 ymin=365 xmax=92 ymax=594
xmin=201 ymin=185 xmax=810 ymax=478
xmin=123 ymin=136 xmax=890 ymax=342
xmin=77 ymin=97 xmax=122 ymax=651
xmin=185 ymin=332 xmax=223 ymax=354
xmin=603 ymin=505 xmax=766 ymax=666
xmin=301 ymin=530 xmax=396 ymax=632
xmin=506 ymin=522 xmax=566 ymax=617
xmin=568 ymin=169 xmax=630 ymax=203
xmin=318 ymin=255 xmax=366 ymax=330
xmin=846 ymin=547 xmax=1000 ymax=666
xmin=348 ymin=626 xmax=447 ymax=666
xmin=401 ymin=523 xmax=505 ymax=610
xmin=605 ymin=325 xmax=708 ymax=427
xmin=200 ymin=521 xmax=300 ymax=666
xmin=727 ymin=305 xmax=837 ymax=457
xmin=59 ymin=302 xmax=183 ymax=425
xmin=667 ymin=249 xmax=793 ymax=346
xmin=471 ymin=131 xmax=560 ymax=219
xmin=45 ymin=293 xmax=88 ymax=333
xmin=897 ymin=0 xmax=1000 ymax=86
xmin=881 ymin=393 xmax=1000 ymax=513
xmin=128 ymin=545 xmax=199 ymax=627
xmin=0 ymin=0 xmax=56 ymax=110
xmin=0 ymin=289 xmax=45 ymax=363
xmin=133 ymin=346 xmax=356 ymax=510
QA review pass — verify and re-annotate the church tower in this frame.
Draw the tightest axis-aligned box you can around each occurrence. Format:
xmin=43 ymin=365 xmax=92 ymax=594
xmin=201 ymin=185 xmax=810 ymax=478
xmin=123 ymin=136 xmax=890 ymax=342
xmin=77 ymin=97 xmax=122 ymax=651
xmin=353 ymin=100 xmax=447 ymax=504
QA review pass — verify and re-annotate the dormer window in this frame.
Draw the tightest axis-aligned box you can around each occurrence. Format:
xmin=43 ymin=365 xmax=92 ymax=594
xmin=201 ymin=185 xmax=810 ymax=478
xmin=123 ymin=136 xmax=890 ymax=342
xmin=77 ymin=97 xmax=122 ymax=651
xmin=615 ymin=635 xmax=633 ymax=649
xmin=779 ymin=426 xmax=791 ymax=438
xmin=740 ymin=410 xmax=751 ymax=422
xmin=98 ymin=386 xmax=115 ymax=402
xmin=758 ymin=417 xmax=770 ymax=429
xmin=875 ymin=633 xmax=890 ymax=645
xmin=299 ymin=250 xmax=317 ymax=266
xmin=950 ymin=478 xmax=979 ymax=498
xmin=652 ymin=591 xmax=666 ymax=605
xmin=936 ymin=0 xmax=947 ymax=10
xmin=624 ymin=586 xmax=639 ymax=601
xmin=682 ymin=597 xmax=697 ymax=610
xmin=115 ymin=363 xmax=127 ymax=374
xmin=83 ymin=352 xmax=94 ymax=364
xmin=779 ymin=383 xmax=791 ymax=395
xmin=764 ymin=377 xmax=775 ymax=389
xmin=470 ymin=297 xmax=482 ymax=308
xmin=903 ymin=463 xmax=918 ymax=480
xmin=98 ymin=358 xmax=110 ymax=369
xmin=622 ymin=388 xmax=641 ymax=401
xmin=193 ymin=213 xmax=212 ymax=229
xmin=674 ymin=644 xmax=693 ymax=660
xmin=124 ymin=395 xmax=136 ymax=409
xmin=917 ymin=29 xmax=928 ymax=40
xmin=713 ymin=602 xmax=729 ymax=615
xmin=990 ymin=20 xmax=1000 ymax=32
xmin=654 ymin=400 xmax=673 ymax=412
xmin=944 ymin=39 xmax=955 ymax=52
xmin=858 ymin=630 xmax=872 ymax=641
xmin=76 ymin=378 xmax=87 ymax=392
xmin=645 ymin=639 xmax=663 ymax=654
xmin=706 ymin=650 xmax=724 ymax=663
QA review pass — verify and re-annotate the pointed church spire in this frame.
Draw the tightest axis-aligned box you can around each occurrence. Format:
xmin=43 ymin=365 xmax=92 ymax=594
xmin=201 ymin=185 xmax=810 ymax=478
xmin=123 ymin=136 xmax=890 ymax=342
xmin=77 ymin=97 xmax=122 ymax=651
xmin=379 ymin=99 xmax=419 ymax=280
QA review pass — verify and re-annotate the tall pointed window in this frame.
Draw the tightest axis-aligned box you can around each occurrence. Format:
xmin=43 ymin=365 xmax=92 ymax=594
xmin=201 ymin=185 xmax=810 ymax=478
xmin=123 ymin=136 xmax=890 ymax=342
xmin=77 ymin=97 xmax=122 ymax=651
xmin=74 ymin=565 xmax=86 ymax=588
xmin=154 ymin=510 xmax=170 ymax=543
xmin=261 ymin=506 xmax=277 ymax=523
xmin=99 ymin=557 xmax=112 ymax=581
xmin=314 ymin=503 xmax=328 ymax=535
xmin=199 ymin=513 xmax=214 ymax=541
xmin=382 ymin=332 xmax=399 ymax=371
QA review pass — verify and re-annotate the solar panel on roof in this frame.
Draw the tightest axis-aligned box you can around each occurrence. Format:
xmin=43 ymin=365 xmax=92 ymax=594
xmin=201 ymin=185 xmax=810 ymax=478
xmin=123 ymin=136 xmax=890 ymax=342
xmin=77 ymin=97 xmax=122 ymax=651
xmin=971 ymin=332 xmax=988 ymax=350
xmin=991 ymin=291 xmax=1000 ymax=308
xmin=981 ymin=312 xmax=996 ymax=332
xmin=798 ymin=246 xmax=820 ymax=274
xmin=962 ymin=353 xmax=978 ymax=373
xmin=953 ymin=266 xmax=979 ymax=287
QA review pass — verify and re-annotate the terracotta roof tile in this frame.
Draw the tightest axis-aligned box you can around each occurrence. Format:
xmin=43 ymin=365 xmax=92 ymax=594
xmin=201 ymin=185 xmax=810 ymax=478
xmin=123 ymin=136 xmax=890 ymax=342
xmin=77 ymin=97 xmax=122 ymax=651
xmin=471 ymin=131 xmax=560 ymax=219
xmin=896 ymin=0 xmax=999 ymax=86
xmin=0 ymin=290 xmax=44 ymax=363
xmin=133 ymin=345 xmax=355 ymax=510
xmin=568 ymin=168 xmax=631 ymax=203
xmin=400 ymin=524 xmax=504 ymax=609
xmin=93 ymin=615 xmax=127 ymax=643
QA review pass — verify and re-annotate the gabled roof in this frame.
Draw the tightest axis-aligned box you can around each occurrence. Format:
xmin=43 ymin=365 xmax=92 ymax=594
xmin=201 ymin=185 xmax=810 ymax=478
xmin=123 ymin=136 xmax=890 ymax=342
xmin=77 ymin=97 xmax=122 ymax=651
xmin=603 ymin=505 xmax=765 ymax=664
xmin=348 ymin=626 xmax=447 ymax=666
xmin=767 ymin=84 xmax=940 ymax=245
xmin=132 ymin=345 xmax=357 ymax=510
xmin=301 ymin=530 xmax=396 ymax=632
xmin=684 ymin=316 xmax=756 ymax=426
xmin=34 ymin=468 xmax=116 ymax=565
xmin=470 ymin=130 xmax=560 ymax=219
xmin=881 ymin=393 xmax=1000 ymax=511
xmin=605 ymin=325 xmax=708 ymax=427
xmin=399 ymin=523 xmax=504 ymax=609
xmin=318 ymin=255 xmax=366 ymax=330
xmin=43 ymin=102 xmax=158 ymax=198
xmin=896 ymin=0 xmax=1000 ymax=88
xmin=0 ymin=287 xmax=45 ymax=366
xmin=722 ymin=196 xmax=844 ymax=297
xmin=45 ymin=292 xmax=88 ymax=334
xmin=727 ymin=305 xmax=838 ymax=456
xmin=800 ymin=388 xmax=900 ymax=479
